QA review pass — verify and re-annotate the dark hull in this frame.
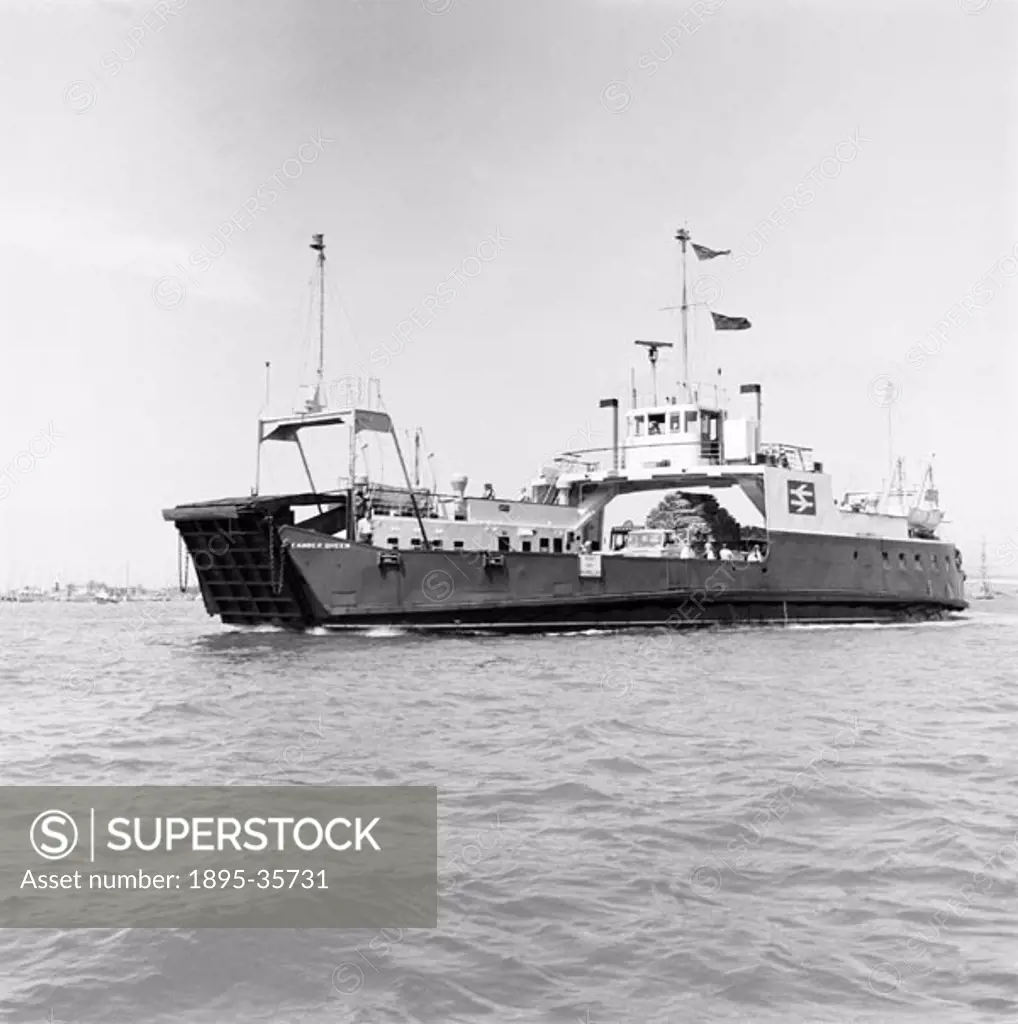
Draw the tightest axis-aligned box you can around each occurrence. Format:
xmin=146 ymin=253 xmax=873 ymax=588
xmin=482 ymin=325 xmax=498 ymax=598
xmin=163 ymin=501 xmax=967 ymax=631
xmin=300 ymin=597 xmax=959 ymax=631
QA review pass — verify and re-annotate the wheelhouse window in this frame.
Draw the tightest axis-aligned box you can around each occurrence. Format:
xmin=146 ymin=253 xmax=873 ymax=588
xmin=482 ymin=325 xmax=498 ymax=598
xmin=669 ymin=413 xmax=682 ymax=433
xmin=522 ymin=540 xmax=532 ymax=552
xmin=648 ymin=414 xmax=665 ymax=435
xmin=685 ymin=411 xmax=698 ymax=431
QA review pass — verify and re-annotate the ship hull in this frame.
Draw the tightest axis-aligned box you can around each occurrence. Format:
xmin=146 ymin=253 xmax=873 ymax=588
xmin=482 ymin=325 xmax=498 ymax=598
xmin=163 ymin=506 xmax=967 ymax=630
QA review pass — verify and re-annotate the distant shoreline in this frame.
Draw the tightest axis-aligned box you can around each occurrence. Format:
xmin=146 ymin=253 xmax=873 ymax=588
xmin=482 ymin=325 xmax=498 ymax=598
xmin=1 ymin=590 xmax=198 ymax=604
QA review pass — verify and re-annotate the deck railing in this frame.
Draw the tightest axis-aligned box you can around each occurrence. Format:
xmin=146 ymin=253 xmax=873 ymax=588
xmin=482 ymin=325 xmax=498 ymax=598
xmin=757 ymin=443 xmax=816 ymax=472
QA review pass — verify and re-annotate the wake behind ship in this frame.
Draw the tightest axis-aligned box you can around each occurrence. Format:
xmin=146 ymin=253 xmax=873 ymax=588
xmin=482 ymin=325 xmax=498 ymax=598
xmin=163 ymin=230 xmax=967 ymax=631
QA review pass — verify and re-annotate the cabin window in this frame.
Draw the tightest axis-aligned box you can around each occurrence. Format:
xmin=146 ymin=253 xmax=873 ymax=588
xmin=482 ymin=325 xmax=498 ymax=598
xmin=522 ymin=540 xmax=532 ymax=552
xmin=498 ymin=535 xmax=511 ymax=552
xmin=539 ymin=538 xmax=550 ymax=551
xmin=410 ymin=538 xmax=421 ymax=548
xmin=685 ymin=411 xmax=698 ymax=430
xmin=853 ymin=550 xmax=859 ymax=560
xmin=914 ymin=553 xmax=923 ymax=571
xmin=387 ymin=537 xmax=399 ymax=546
xmin=553 ymin=537 xmax=563 ymax=553
xmin=669 ymin=413 xmax=682 ymax=433
xmin=882 ymin=551 xmax=889 ymax=568
xmin=648 ymin=414 xmax=665 ymax=435
xmin=898 ymin=552 xmax=906 ymax=568
xmin=431 ymin=539 xmax=443 ymax=549
xmin=453 ymin=540 xmax=464 ymax=549
xmin=932 ymin=553 xmax=938 ymax=569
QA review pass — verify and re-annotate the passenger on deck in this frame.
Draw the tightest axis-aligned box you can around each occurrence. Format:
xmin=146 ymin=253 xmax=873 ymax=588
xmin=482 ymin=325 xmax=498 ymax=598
xmin=482 ymin=483 xmax=495 ymax=500
xmin=704 ymin=540 xmax=717 ymax=560
xmin=678 ymin=539 xmax=694 ymax=559
xmin=648 ymin=420 xmax=661 ymax=435
xmin=747 ymin=545 xmax=763 ymax=562
xmin=719 ymin=544 xmax=734 ymax=561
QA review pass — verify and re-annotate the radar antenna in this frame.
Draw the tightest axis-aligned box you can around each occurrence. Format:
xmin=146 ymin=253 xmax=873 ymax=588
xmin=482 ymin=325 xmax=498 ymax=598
xmin=634 ymin=340 xmax=674 ymax=405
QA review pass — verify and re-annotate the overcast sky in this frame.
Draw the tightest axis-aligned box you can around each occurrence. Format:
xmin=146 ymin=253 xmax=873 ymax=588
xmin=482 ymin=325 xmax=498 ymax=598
xmin=0 ymin=0 xmax=1014 ymax=587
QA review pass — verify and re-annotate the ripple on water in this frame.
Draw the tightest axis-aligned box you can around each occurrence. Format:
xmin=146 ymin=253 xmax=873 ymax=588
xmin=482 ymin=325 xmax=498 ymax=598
xmin=0 ymin=603 xmax=1015 ymax=1023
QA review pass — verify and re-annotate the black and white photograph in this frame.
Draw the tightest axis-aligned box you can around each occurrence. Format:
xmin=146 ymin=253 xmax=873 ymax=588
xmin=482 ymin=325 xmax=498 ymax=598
xmin=1 ymin=0 xmax=1016 ymax=1020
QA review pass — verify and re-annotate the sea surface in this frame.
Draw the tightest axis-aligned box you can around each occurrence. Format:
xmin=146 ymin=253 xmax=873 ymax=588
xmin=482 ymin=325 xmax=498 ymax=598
xmin=0 ymin=600 xmax=1016 ymax=1024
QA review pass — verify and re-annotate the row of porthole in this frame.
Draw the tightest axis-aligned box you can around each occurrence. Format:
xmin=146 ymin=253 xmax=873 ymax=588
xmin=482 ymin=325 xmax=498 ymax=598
xmin=387 ymin=537 xmax=574 ymax=553
xmin=851 ymin=549 xmax=950 ymax=571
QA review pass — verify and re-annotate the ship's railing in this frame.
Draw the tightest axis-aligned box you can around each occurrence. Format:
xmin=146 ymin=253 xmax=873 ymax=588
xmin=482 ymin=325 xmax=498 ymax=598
xmin=758 ymin=442 xmax=816 ymax=472
xmin=336 ymin=480 xmax=539 ymax=518
xmin=547 ymin=441 xmax=730 ymax=474
xmin=552 ymin=449 xmax=608 ymax=473
xmin=683 ymin=382 xmax=725 ymax=407
xmin=611 ymin=529 xmax=770 ymax=561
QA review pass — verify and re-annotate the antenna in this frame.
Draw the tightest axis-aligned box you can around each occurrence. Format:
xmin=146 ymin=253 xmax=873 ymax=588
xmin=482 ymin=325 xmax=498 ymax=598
xmin=306 ymin=233 xmax=326 ymax=412
xmin=675 ymin=226 xmax=690 ymax=387
xmin=634 ymin=340 xmax=674 ymax=405
xmin=886 ymin=403 xmax=894 ymax=501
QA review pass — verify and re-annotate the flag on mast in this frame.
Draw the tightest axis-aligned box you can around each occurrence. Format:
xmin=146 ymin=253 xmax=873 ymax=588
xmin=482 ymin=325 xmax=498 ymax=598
xmin=710 ymin=312 xmax=752 ymax=331
xmin=692 ymin=242 xmax=731 ymax=261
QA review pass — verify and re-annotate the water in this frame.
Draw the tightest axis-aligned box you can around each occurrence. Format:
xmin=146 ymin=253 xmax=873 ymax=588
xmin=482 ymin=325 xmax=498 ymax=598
xmin=0 ymin=600 xmax=1016 ymax=1024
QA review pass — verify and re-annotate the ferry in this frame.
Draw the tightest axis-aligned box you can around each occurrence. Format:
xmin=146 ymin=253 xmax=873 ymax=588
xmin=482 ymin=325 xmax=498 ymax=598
xmin=163 ymin=230 xmax=967 ymax=630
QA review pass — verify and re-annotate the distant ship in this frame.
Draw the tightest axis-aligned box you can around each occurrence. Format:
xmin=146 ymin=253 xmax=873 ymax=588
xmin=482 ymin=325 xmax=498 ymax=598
xmin=973 ymin=539 xmax=994 ymax=600
xmin=163 ymin=229 xmax=968 ymax=630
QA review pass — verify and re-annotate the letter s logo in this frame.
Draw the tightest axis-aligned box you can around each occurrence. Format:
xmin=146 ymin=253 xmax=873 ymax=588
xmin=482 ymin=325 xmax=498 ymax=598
xmin=30 ymin=810 xmax=79 ymax=860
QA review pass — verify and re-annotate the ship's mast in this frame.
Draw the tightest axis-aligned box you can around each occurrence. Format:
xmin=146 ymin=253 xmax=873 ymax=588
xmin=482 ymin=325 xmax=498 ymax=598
xmin=675 ymin=226 xmax=691 ymax=390
xmin=306 ymin=233 xmax=326 ymax=412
